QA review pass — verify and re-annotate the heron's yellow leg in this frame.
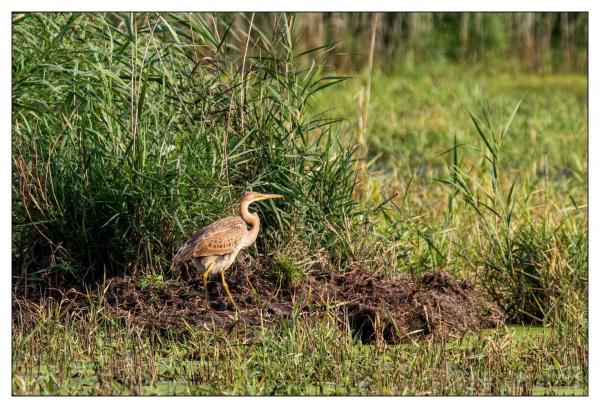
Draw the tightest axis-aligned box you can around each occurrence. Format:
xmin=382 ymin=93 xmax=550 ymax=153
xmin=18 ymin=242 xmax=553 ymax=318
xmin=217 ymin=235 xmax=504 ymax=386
xmin=220 ymin=269 xmax=237 ymax=309
xmin=203 ymin=261 xmax=214 ymax=309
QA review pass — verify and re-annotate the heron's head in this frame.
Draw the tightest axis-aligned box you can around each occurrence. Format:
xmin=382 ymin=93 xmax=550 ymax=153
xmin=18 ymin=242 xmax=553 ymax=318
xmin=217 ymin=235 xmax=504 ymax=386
xmin=240 ymin=191 xmax=284 ymax=206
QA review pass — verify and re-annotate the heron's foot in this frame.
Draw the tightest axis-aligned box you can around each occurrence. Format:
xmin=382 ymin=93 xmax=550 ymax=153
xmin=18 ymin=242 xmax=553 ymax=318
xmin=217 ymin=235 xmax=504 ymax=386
xmin=230 ymin=310 xmax=239 ymax=322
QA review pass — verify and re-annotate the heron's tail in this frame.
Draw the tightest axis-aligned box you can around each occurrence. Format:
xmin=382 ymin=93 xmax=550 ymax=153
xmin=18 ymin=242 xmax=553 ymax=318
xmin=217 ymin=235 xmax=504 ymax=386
xmin=172 ymin=242 xmax=193 ymax=265
xmin=172 ymin=248 xmax=184 ymax=265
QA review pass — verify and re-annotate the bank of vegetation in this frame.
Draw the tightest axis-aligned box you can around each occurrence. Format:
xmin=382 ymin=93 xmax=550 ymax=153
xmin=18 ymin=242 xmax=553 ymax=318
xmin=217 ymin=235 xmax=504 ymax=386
xmin=12 ymin=13 xmax=587 ymax=395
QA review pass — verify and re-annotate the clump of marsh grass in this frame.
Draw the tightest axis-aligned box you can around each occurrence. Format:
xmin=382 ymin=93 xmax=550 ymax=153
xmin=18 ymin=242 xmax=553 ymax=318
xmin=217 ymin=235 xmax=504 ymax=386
xmin=12 ymin=291 xmax=587 ymax=395
xmin=12 ymin=13 xmax=359 ymax=289
xmin=438 ymin=100 xmax=587 ymax=324
xmin=266 ymin=253 xmax=309 ymax=288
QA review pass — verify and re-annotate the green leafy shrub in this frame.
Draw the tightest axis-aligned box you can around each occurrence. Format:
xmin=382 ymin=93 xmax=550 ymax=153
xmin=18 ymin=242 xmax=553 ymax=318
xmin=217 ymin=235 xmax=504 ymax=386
xmin=136 ymin=274 xmax=164 ymax=291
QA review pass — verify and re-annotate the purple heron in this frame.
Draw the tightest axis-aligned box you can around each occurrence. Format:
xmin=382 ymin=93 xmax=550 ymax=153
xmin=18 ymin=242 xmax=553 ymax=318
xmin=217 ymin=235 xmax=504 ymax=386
xmin=173 ymin=192 xmax=283 ymax=309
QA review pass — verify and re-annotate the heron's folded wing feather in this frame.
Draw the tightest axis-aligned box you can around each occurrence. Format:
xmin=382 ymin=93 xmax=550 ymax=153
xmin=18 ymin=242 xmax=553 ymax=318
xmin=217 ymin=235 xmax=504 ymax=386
xmin=193 ymin=222 xmax=246 ymax=257
xmin=173 ymin=216 xmax=246 ymax=262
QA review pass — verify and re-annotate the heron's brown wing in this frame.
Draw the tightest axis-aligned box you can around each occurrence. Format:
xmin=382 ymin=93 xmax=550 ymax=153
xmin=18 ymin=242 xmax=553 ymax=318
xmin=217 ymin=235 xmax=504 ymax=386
xmin=173 ymin=216 xmax=247 ymax=263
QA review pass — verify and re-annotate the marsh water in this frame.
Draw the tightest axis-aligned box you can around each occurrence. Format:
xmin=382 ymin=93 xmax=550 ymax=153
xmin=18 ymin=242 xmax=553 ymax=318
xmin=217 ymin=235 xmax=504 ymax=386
xmin=15 ymin=325 xmax=586 ymax=396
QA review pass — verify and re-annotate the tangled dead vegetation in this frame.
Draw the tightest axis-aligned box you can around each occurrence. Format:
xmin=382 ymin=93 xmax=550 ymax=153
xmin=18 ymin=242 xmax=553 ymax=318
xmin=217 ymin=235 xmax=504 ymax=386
xmin=14 ymin=264 xmax=504 ymax=344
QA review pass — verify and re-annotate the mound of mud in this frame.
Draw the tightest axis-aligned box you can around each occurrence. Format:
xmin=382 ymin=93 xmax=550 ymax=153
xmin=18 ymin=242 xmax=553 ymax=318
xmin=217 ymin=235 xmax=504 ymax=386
xmin=101 ymin=266 xmax=504 ymax=343
xmin=335 ymin=271 xmax=504 ymax=343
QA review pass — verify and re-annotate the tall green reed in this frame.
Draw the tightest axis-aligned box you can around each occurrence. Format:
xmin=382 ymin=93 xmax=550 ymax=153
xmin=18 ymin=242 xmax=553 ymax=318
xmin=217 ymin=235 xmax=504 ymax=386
xmin=12 ymin=13 xmax=359 ymax=288
xmin=438 ymin=100 xmax=586 ymax=324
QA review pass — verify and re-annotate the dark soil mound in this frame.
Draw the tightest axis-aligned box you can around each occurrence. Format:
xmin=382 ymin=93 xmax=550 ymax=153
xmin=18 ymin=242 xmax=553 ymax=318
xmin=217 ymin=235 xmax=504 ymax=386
xmin=100 ymin=266 xmax=504 ymax=343
xmin=103 ymin=268 xmax=294 ymax=331
xmin=334 ymin=270 xmax=504 ymax=343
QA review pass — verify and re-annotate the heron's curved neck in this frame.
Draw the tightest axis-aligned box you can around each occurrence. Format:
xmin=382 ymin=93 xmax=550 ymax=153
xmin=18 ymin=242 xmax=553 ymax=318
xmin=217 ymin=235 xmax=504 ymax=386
xmin=240 ymin=200 xmax=260 ymax=246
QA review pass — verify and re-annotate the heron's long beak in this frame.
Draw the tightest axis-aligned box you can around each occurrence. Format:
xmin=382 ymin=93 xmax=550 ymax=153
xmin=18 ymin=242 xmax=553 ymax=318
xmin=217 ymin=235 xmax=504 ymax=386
xmin=256 ymin=193 xmax=283 ymax=201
